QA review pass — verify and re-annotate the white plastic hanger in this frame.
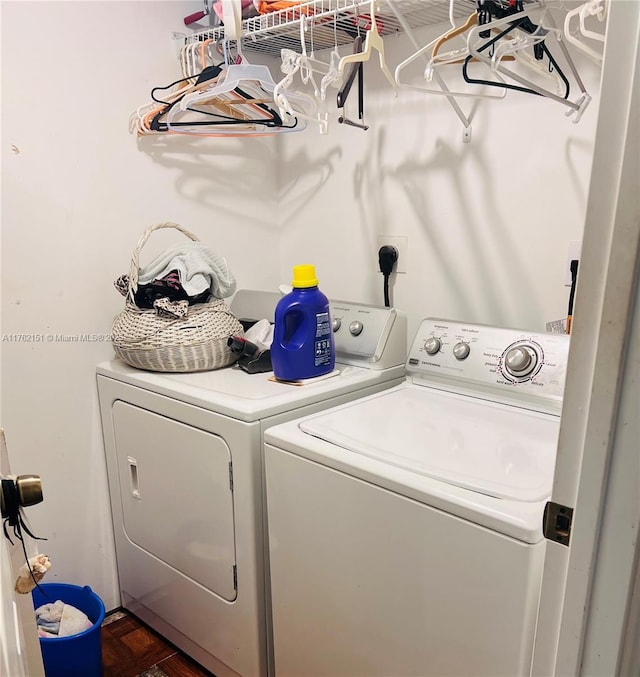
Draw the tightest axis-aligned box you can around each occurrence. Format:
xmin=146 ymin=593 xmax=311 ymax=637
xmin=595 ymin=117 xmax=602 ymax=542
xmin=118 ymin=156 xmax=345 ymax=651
xmin=487 ymin=14 xmax=549 ymax=71
xmin=174 ymin=49 xmax=322 ymax=132
xmin=273 ymin=53 xmax=328 ymax=134
xmin=131 ymin=38 xmax=230 ymax=137
xmin=298 ymin=15 xmax=321 ymax=96
xmin=289 ymin=16 xmax=335 ymax=98
xmin=320 ymin=11 xmax=344 ymax=101
xmin=270 ymin=16 xmax=336 ymax=133
xmin=465 ymin=6 xmax=592 ymax=122
xmin=338 ymin=0 xmax=397 ymax=94
xmin=169 ymin=1 xmax=317 ymax=134
xmin=395 ymin=11 xmax=508 ymax=101
xmin=389 ymin=0 xmax=475 ymax=142
xmin=564 ymin=0 xmax=607 ymax=64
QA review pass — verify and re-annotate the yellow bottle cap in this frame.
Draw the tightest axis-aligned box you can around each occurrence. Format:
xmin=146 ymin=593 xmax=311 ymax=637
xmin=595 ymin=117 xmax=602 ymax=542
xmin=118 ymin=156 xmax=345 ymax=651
xmin=292 ymin=264 xmax=318 ymax=288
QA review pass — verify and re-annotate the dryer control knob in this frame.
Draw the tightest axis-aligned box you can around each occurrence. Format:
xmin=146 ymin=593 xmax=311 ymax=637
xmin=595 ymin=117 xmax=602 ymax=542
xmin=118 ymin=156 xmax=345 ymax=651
xmin=332 ymin=318 xmax=342 ymax=332
xmin=349 ymin=320 xmax=364 ymax=336
xmin=424 ymin=337 xmax=441 ymax=355
xmin=504 ymin=345 xmax=537 ymax=377
xmin=453 ymin=342 xmax=470 ymax=360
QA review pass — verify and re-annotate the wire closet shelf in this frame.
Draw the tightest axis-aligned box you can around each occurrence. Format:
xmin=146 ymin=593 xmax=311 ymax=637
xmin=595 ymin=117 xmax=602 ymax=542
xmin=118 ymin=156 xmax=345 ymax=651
xmin=178 ymin=0 xmax=478 ymax=57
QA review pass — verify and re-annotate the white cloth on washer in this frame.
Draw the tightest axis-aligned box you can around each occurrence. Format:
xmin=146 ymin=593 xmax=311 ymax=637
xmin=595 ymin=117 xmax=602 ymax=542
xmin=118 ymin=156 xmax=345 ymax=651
xmin=244 ymin=318 xmax=274 ymax=351
xmin=137 ymin=242 xmax=236 ymax=299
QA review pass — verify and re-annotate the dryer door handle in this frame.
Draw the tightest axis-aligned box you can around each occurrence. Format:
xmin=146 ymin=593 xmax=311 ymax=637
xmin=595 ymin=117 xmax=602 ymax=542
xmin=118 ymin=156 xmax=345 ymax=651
xmin=127 ymin=456 xmax=142 ymax=500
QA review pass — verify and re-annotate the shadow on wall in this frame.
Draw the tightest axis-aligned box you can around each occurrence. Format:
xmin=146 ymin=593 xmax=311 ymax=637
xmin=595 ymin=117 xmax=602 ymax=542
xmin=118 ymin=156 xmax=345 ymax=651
xmin=564 ymin=136 xmax=593 ymax=206
xmin=365 ymin=129 xmax=477 ymax=319
xmin=356 ymin=125 xmax=544 ymax=327
xmin=134 ymin=135 xmax=280 ymax=231
xmin=277 ymin=145 xmax=343 ymax=225
xmin=350 ymin=128 xmax=395 ymax=302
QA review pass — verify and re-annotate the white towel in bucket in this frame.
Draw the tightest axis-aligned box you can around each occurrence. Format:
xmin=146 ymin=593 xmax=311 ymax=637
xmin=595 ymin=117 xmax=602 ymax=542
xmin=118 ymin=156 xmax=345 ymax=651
xmin=36 ymin=600 xmax=93 ymax=637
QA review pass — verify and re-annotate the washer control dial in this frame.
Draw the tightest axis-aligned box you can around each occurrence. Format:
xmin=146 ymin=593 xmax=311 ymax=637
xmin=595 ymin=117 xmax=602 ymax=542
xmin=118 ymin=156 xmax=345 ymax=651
xmin=424 ymin=337 xmax=441 ymax=355
xmin=453 ymin=342 xmax=470 ymax=360
xmin=504 ymin=344 xmax=538 ymax=377
xmin=332 ymin=318 xmax=342 ymax=332
xmin=349 ymin=320 xmax=364 ymax=336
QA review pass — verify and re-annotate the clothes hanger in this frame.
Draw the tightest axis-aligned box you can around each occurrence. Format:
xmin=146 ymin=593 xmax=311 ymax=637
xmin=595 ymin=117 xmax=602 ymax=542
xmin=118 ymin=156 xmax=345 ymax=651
xmin=268 ymin=13 xmax=334 ymax=133
xmin=272 ymin=60 xmax=328 ymax=134
xmin=427 ymin=12 xmax=515 ymax=70
xmin=139 ymin=38 xmax=269 ymax=136
xmin=394 ymin=7 xmax=509 ymax=100
xmin=463 ymin=16 xmax=570 ymax=99
xmin=337 ymin=36 xmax=368 ymax=131
xmin=319 ymin=10 xmax=344 ymax=101
xmin=423 ymin=13 xmax=512 ymax=93
xmin=298 ymin=14 xmax=321 ymax=97
xmin=157 ymin=31 xmax=300 ymax=134
xmin=165 ymin=65 xmax=301 ymax=133
xmin=387 ymin=0 xmax=473 ymax=142
xmin=149 ymin=67 xmax=282 ymax=134
xmin=171 ymin=2 xmax=314 ymax=134
xmin=338 ymin=0 xmax=397 ymax=95
xmin=131 ymin=15 xmax=291 ymax=137
xmin=463 ymin=6 xmax=592 ymax=120
xmin=132 ymin=41 xmax=221 ymax=136
xmin=276 ymin=17 xmax=335 ymax=101
xmin=165 ymin=76 xmax=298 ymax=134
xmin=177 ymin=45 xmax=313 ymax=118
xmin=445 ymin=3 xmax=559 ymax=96
xmin=564 ymin=0 xmax=607 ymax=64
xmin=173 ymin=63 xmax=313 ymax=135
xmin=430 ymin=13 xmax=480 ymax=64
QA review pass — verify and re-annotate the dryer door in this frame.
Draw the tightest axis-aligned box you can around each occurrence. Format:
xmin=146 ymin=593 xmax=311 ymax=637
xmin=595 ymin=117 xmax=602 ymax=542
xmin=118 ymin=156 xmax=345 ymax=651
xmin=112 ymin=402 xmax=237 ymax=601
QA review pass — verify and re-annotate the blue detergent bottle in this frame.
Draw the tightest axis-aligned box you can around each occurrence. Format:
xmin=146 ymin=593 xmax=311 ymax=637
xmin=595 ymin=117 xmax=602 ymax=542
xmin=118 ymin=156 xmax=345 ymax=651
xmin=271 ymin=265 xmax=335 ymax=381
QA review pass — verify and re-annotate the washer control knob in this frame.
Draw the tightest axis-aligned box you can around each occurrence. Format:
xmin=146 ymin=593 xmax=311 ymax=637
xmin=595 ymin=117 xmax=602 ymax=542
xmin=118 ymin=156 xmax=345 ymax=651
xmin=332 ymin=318 xmax=342 ymax=332
xmin=424 ymin=337 xmax=441 ymax=355
xmin=504 ymin=345 xmax=537 ymax=377
xmin=453 ymin=342 xmax=470 ymax=360
xmin=349 ymin=320 xmax=364 ymax=336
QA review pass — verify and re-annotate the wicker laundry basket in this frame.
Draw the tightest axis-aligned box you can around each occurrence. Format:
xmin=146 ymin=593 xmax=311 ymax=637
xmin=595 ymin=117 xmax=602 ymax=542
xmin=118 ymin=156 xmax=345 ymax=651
xmin=111 ymin=222 xmax=243 ymax=373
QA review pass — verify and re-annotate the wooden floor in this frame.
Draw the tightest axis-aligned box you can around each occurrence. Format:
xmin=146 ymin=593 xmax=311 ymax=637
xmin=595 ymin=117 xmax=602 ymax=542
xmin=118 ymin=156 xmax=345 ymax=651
xmin=101 ymin=609 xmax=215 ymax=677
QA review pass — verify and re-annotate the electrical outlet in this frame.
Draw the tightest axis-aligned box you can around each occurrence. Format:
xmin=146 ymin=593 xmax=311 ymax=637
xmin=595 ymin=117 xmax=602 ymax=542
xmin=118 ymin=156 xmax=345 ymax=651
xmin=377 ymin=236 xmax=408 ymax=274
xmin=565 ymin=241 xmax=581 ymax=286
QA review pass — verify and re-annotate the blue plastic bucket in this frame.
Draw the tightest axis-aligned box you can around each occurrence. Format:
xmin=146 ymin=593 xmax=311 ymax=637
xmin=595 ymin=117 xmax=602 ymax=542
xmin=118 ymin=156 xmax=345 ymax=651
xmin=32 ymin=583 xmax=105 ymax=677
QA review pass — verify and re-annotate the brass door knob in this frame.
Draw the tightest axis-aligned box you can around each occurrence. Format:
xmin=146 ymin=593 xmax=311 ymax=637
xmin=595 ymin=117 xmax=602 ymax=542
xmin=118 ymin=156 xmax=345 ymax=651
xmin=16 ymin=475 xmax=43 ymax=507
xmin=1 ymin=475 xmax=43 ymax=517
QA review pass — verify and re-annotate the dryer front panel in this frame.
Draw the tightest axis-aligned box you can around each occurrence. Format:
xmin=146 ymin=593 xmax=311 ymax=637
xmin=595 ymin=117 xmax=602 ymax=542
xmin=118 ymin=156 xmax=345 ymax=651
xmin=112 ymin=401 xmax=237 ymax=601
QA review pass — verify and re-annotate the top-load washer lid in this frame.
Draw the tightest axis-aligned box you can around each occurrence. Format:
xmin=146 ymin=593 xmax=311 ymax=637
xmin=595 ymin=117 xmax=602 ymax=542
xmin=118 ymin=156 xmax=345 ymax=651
xmin=299 ymin=384 xmax=561 ymax=502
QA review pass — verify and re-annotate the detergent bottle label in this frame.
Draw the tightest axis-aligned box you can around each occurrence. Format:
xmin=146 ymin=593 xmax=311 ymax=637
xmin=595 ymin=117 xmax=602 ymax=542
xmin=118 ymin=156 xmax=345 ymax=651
xmin=315 ymin=312 xmax=332 ymax=367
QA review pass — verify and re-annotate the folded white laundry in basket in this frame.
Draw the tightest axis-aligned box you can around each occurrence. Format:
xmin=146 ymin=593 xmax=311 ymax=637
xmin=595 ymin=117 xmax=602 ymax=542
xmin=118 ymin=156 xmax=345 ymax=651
xmin=137 ymin=241 xmax=236 ymax=298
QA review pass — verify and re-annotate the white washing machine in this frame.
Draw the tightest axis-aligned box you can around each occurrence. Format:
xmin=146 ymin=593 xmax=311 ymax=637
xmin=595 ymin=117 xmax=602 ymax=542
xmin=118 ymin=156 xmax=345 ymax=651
xmin=96 ymin=290 xmax=406 ymax=677
xmin=264 ymin=318 xmax=570 ymax=677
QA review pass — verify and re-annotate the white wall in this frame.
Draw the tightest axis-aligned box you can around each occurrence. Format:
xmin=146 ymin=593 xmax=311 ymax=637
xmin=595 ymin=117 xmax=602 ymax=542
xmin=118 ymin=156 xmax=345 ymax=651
xmin=1 ymin=1 xmax=279 ymax=609
xmin=278 ymin=13 xmax=601 ymax=342
xmin=1 ymin=1 xmax=602 ymax=612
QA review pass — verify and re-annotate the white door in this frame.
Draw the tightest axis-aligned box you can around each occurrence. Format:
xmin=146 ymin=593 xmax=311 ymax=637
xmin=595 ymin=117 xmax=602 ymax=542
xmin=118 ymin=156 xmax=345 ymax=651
xmin=1 ymin=534 xmax=30 ymax=677
xmin=532 ymin=2 xmax=640 ymax=674
xmin=0 ymin=431 xmax=45 ymax=677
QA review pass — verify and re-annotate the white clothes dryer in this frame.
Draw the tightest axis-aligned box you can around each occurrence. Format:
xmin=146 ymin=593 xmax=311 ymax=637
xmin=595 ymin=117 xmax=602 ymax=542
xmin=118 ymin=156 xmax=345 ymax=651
xmin=264 ymin=318 xmax=570 ymax=677
xmin=96 ymin=291 xmax=406 ymax=677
